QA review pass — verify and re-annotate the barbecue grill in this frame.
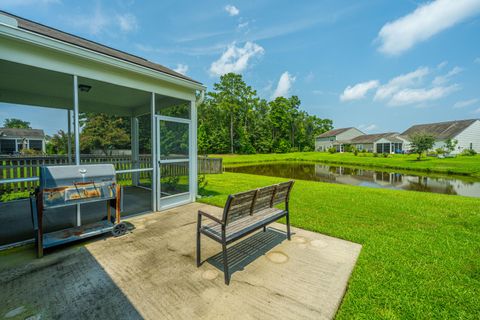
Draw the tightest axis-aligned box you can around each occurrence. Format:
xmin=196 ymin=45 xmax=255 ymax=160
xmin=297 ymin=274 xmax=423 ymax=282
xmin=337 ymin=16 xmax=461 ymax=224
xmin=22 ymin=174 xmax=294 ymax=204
xmin=30 ymin=164 xmax=126 ymax=257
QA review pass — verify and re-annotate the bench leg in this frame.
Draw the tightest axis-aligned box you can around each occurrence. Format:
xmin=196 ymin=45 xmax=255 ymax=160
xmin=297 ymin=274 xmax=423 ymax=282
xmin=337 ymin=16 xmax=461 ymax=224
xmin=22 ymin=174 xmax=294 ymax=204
xmin=196 ymin=213 xmax=201 ymax=267
xmin=222 ymin=242 xmax=230 ymax=285
xmin=196 ymin=231 xmax=201 ymax=267
xmin=286 ymin=211 xmax=291 ymax=240
xmin=263 ymin=226 xmax=266 ymax=232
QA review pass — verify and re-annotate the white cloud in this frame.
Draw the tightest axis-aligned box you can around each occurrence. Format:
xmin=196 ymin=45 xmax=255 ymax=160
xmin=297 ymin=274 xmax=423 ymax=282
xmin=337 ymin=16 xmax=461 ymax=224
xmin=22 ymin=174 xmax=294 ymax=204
xmin=69 ymin=6 xmax=138 ymax=35
xmin=454 ymin=98 xmax=479 ymax=108
xmin=432 ymin=66 xmax=463 ymax=85
xmin=388 ymin=84 xmax=459 ymax=106
xmin=173 ymin=64 xmax=189 ymax=75
xmin=475 ymin=57 xmax=480 ymax=64
xmin=272 ymin=72 xmax=296 ymax=99
xmin=473 ymin=108 xmax=480 ymax=114
xmin=238 ymin=21 xmax=249 ymax=29
xmin=437 ymin=61 xmax=448 ymax=69
xmin=374 ymin=67 xmax=429 ymax=101
xmin=225 ymin=5 xmax=239 ymax=16
xmin=209 ymin=42 xmax=264 ymax=77
xmin=359 ymin=124 xmax=378 ymax=132
xmin=116 ymin=13 xmax=138 ymax=32
xmin=377 ymin=0 xmax=480 ymax=55
xmin=340 ymin=80 xmax=379 ymax=102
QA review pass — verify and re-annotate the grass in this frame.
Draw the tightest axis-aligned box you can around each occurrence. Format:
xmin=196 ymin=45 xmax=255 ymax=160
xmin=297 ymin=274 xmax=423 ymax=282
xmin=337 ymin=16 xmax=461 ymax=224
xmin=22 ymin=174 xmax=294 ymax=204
xmin=214 ymin=152 xmax=480 ymax=177
xmin=198 ymin=172 xmax=480 ymax=319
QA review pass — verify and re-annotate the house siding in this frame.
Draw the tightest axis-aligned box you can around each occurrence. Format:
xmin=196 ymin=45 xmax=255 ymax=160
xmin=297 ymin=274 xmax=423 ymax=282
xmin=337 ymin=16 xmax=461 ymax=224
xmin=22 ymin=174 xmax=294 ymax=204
xmin=451 ymin=120 xmax=480 ymax=153
xmin=315 ymin=128 xmax=364 ymax=151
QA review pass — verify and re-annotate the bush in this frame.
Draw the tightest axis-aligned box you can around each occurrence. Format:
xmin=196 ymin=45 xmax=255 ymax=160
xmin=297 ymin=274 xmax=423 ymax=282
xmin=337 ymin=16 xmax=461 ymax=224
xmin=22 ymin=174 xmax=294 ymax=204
xmin=373 ymin=153 xmax=379 ymax=157
xmin=436 ymin=148 xmax=446 ymax=155
xmin=328 ymin=147 xmax=337 ymax=154
xmin=382 ymin=152 xmax=389 ymax=158
xmin=354 ymin=149 xmax=359 ymax=156
xmin=461 ymin=149 xmax=477 ymax=156
xmin=302 ymin=146 xmax=313 ymax=152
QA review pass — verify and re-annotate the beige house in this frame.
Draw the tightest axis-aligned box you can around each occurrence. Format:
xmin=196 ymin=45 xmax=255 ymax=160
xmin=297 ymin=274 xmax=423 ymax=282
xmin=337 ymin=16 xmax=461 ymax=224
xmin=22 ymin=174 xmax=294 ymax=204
xmin=315 ymin=127 xmax=364 ymax=152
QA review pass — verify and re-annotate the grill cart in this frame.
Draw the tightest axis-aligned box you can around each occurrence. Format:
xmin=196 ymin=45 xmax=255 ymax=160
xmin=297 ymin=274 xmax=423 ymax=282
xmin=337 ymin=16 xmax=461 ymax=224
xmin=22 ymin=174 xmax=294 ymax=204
xmin=30 ymin=164 xmax=127 ymax=258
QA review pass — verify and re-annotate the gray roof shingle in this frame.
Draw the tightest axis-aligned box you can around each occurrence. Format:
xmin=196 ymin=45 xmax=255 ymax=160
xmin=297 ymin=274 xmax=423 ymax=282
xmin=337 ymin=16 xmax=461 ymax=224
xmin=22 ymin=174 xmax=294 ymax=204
xmin=401 ymin=119 xmax=478 ymax=140
xmin=350 ymin=132 xmax=401 ymax=143
xmin=0 ymin=10 xmax=202 ymax=85
xmin=317 ymin=127 xmax=356 ymax=138
xmin=0 ymin=128 xmax=45 ymax=139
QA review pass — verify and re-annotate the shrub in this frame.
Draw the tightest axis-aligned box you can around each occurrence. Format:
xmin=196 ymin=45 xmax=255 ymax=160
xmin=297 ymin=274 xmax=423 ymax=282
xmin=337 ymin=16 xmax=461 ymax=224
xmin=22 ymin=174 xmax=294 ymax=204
xmin=382 ymin=152 xmax=389 ymax=158
xmin=436 ymin=148 xmax=446 ymax=155
xmin=461 ymin=149 xmax=477 ymax=156
xmin=302 ymin=146 xmax=313 ymax=152
xmin=328 ymin=147 xmax=337 ymax=154
xmin=354 ymin=149 xmax=359 ymax=156
xmin=373 ymin=153 xmax=379 ymax=157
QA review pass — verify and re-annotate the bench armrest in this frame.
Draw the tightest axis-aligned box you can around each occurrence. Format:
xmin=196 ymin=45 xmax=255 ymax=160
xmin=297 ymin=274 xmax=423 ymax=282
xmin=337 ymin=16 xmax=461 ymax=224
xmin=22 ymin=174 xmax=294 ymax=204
xmin=198 ymin=210 xmax=224 ymax=225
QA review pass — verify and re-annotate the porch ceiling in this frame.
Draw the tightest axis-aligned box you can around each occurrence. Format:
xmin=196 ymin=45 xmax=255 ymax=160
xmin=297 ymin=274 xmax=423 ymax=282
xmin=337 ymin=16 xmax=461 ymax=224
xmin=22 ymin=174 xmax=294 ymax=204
xmin=0 ymin=59 xmax=189 ymax=116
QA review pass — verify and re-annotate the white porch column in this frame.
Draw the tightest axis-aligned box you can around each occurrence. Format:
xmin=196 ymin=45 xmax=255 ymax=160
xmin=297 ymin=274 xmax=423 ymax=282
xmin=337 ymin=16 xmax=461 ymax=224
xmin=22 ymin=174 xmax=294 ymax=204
xmin=67 ymin=109 xmax=72 ymax=164
xmin=73 ymin=75 xmax=81 ymax=226
xmin=190 ymin=99 xmax=198 ymax=201
xmin=131 ymin=116 xmax=140 ymax=186
xmin=151 ymin=93 xmax=157 ymax=211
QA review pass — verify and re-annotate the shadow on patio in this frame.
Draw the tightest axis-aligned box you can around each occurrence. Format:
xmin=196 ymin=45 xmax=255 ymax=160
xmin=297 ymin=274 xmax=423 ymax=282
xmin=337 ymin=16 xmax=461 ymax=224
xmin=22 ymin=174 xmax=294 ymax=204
xmin=0 ymin=202 xmax=361 ymax=320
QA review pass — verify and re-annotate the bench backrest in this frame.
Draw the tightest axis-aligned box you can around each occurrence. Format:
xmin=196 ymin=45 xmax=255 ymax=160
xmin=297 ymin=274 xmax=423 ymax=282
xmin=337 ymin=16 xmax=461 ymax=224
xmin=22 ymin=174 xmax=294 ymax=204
xmin=223 ymin=190 xmax=257 ymax=224
xmin=222 ymin=180 xmax=295 ymax=225
xmin=272 ymin=180 xmax=294 ymax=206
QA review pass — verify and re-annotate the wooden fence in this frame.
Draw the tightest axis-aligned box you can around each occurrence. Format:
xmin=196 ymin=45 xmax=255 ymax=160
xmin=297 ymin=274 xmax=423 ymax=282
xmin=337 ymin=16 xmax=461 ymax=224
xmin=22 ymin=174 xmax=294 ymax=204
xmin=0 ymin=155 xmax=222 ymax=194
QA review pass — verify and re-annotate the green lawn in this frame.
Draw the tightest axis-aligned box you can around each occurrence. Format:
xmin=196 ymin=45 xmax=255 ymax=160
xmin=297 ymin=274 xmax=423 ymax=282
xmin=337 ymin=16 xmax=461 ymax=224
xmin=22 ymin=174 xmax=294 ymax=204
xmin=214 ymin=152 xmax=480 ymax=177
xmin=198 ymin=172 xmax=480 ymax=319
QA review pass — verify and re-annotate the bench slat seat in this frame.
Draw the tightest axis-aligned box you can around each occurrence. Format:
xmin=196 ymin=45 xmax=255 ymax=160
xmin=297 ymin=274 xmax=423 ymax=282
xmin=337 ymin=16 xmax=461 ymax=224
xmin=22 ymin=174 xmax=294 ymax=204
xmin=201 ymin=207 xmax=285 ymax=243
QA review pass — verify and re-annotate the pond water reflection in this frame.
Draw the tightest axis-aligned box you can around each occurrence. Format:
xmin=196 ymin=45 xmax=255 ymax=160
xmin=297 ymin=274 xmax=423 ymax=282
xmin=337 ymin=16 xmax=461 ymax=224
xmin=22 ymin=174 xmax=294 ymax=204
xmin=226 ymin=162 xmax=480 ymax=198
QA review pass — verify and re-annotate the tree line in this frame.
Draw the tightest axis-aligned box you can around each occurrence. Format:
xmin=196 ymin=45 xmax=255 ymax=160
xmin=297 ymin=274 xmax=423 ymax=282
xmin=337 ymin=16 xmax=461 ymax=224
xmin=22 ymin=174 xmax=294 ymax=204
xmin=198 ymin=73 xmax=332 ymax=154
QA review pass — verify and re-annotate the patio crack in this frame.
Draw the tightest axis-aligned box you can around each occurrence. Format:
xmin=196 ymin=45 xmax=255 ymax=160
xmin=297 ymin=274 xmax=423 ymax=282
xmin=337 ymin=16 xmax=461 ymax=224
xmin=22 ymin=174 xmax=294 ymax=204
xmin=233 ymin=279 xmax=322 ymax=315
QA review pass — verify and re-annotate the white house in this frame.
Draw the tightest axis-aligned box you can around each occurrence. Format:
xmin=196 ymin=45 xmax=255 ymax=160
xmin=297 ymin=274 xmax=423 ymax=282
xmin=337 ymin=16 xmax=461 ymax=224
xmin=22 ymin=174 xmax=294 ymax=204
xmin=315 ymin=127 xmax=364 ymax=152
xmin=0 ymin=128 xmax=46 ymax=154
xmin=401 ymin=119 xmax=480 ymax=154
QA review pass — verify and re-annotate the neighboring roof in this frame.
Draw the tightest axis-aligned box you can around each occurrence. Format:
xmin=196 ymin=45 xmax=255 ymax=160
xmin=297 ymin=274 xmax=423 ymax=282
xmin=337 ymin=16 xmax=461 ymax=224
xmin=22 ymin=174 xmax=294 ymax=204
xmin=0 ymin=11 xmax=201 ymax=85
xmin=0 ymin=128 xmax=45 ymax=139
xmin=401 ymin=119 xmax=478 ymax=140
xmin=350 ymin=132 xmax=401 ymax=144
xmin=317 ymin=127 xmax=356 ymax=138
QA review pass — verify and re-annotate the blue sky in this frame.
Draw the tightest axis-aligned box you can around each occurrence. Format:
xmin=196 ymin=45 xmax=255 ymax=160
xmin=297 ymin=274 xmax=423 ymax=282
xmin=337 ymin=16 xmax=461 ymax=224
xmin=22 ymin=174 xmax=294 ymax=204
xmin=1 ymin=0 xmax=480 ymax=135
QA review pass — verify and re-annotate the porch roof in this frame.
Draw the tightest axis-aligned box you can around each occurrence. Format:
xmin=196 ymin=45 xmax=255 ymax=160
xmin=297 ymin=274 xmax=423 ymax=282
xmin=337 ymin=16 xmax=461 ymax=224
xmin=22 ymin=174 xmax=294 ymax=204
xmin=0 ymin=10 xmax=201 ymax=85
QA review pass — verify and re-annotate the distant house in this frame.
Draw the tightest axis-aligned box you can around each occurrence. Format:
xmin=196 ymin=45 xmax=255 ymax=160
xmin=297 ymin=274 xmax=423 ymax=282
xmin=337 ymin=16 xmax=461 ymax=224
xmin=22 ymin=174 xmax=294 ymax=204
xmin=315 ymin=127 xmax=364 ymax=152
xmin=0 ymin=128 xmax=46 ymax=154
xmin=350 ymin=133 xmax=407 ymax=153
xmin=401 ymin=119 xmax=480 ymax=154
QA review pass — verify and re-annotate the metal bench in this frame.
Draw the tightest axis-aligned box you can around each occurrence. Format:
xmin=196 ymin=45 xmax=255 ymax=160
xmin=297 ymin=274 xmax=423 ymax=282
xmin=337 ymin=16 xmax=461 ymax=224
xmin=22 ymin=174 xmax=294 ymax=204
xmin=196 ymin=180 xmax=294 ymax=284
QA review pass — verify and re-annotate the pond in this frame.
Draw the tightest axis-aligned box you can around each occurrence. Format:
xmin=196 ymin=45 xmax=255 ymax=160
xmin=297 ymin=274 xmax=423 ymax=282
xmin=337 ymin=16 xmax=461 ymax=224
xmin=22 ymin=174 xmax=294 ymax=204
xmin=226 ymin=162 xmax=480 ymax=198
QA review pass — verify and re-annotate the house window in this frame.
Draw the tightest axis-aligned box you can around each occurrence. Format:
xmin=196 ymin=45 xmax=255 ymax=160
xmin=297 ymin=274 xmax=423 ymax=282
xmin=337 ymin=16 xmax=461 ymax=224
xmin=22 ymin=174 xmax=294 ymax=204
xmin=0 ymin=139 xmax=16 ymax=154
xmin=376 ymin=143 xmax=391 ymax=153
xmin=29 ymin=140 xmax=43 ymax=151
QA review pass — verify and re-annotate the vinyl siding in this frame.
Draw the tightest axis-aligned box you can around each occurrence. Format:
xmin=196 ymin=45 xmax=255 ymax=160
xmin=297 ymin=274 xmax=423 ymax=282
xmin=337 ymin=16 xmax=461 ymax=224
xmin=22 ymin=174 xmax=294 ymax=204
xmin=452 ymin=120 xmax=480 ymax=153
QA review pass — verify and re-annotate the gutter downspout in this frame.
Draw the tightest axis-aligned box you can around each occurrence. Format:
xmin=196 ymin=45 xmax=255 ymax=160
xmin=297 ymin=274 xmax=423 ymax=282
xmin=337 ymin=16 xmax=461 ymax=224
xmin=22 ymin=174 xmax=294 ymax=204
xmin=196 ymin=89 xmax=205 ymax=106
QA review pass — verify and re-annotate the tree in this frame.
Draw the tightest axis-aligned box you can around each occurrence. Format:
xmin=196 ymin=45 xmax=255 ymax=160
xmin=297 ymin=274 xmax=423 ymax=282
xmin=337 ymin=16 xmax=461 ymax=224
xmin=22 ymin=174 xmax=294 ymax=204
xmin=409 ymin=132 xmax=436 ymax=160
xmin=79 ymin=113 xmax=130 ymax=155
xmin=3 ymin=118 xmax=31 ymax=129
xmin=46 ymin=130 xmax=73 ymax=155
xmin=445 ymin=138 xmax=458 ymax=154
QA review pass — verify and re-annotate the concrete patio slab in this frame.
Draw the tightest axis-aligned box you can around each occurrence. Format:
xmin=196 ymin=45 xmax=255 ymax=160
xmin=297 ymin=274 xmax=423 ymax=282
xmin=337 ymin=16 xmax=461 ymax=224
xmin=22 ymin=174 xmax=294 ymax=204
xmin=0 ymin=202 xmax=361 ymax=320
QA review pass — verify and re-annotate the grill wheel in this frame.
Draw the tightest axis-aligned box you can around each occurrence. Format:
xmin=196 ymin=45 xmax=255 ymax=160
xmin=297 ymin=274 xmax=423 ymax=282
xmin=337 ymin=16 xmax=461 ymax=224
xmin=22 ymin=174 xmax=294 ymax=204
xmin=112 ymin=222 xmax=127 ymax=237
